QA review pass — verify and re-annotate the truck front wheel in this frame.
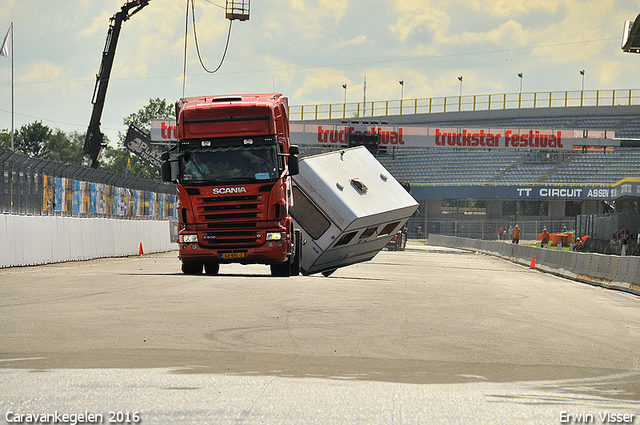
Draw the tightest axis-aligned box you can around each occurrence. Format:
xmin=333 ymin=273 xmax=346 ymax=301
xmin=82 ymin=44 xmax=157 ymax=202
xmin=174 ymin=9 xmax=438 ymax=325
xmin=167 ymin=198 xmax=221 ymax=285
xmin=270 ymin=261 xmax=290 ymax=277
xmin=270 ymin=230 xmax=301 ymax=277
xmin=290 ymin=229 xmax=301 ymax=276
xmin=204 ymin=262 xmax=220 ymax=275
xmin=182 ymin=263 xmax=203 ymax=275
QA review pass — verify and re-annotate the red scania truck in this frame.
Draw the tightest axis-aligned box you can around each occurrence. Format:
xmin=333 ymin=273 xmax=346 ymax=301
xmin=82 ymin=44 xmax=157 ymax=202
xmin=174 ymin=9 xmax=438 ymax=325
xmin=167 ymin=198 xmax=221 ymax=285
xmin=161 ymin=93 xmax=301 ymax=276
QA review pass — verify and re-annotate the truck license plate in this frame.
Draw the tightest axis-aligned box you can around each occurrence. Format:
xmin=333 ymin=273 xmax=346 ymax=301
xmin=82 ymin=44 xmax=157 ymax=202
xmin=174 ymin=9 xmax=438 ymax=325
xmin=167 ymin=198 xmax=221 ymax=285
xmin=222 ymin=252 xmax=245 ymax=259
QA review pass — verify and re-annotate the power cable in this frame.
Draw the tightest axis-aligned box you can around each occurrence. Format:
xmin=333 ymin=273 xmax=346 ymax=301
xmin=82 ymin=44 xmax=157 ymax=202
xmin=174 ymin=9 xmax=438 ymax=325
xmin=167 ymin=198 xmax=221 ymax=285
xmin=182 ymin=0 xmax=233 ymax=92
xmin=182 ymin=0 xmax=190 ymax=97
xmin=200 ymin=0 xmax=225 ymax=9
xmin=190 ymin=0 xmax=233 ymax=74
xmin=3 ymin=37 xmax=618 ymax=86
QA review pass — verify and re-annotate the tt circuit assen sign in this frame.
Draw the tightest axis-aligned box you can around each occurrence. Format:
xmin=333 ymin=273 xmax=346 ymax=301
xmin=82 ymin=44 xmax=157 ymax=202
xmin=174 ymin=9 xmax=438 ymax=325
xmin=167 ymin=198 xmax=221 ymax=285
xmin=515 ymin=186 xmax=616 ymax=200
xmin=290 ymin=123 xmax=610 ymax=151
xmin=411 ymin=183 xmax=632 ymax=201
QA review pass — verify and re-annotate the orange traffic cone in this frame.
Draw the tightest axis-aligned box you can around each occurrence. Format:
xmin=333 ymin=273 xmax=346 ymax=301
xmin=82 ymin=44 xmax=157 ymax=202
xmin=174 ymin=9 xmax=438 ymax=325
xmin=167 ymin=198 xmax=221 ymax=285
xmin=138 ymin=242 xmax=144 ymax=256
xmin=529 ymin=256 xmax=535 ymax=269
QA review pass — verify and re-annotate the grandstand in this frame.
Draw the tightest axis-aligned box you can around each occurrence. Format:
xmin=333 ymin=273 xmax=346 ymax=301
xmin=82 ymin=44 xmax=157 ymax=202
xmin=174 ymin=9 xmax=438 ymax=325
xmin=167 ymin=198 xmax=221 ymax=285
xmin=292 ymin=101 xmax=640 ymax=243
xmin=373 ymin=148 xmax=640 ymax=185
xmin=371 ymin=104 xmax=640 ymax=186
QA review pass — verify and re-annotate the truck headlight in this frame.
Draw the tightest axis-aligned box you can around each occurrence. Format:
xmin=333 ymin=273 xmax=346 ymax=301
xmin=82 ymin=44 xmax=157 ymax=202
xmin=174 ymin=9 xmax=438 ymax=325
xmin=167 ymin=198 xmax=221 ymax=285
xmin=266 ymin=232 xmax=283 ymax=241
xmin=180 ymin=234 xmax=198 ymax=243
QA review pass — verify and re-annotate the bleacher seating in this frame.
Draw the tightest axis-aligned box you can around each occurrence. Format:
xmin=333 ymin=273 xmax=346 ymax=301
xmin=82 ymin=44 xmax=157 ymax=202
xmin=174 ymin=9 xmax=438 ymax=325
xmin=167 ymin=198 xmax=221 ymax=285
xmin=370 ymin=147 xmax=640 ymax=185
xmin=297 ymin=107 xmax=640 ymax=186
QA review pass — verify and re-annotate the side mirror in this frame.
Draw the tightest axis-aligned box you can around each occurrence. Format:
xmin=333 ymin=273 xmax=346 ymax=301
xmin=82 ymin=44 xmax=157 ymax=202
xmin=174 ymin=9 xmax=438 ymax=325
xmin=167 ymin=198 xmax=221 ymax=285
xmin=161 ymin=149 xmax=179 ymax=182
xmin=288 ymin=145 xmax=300 ymax=176
xmin=161 ymin=160 xmax=173 ymax=182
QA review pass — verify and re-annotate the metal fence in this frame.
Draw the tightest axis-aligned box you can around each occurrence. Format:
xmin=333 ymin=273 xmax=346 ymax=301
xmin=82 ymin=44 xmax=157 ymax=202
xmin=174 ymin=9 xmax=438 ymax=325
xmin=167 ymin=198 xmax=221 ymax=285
xmin=416 ymin=214 xmax=640 ymax=254
xmin=575 ymin=213 xmax=640 ymax=255
xmin=0 ymin=148 xmax=177 ymax=219
xmin=289 ymin=89 xmax=640 ymax=121
xmin=407 ymin=217 xmax=576 ymax=242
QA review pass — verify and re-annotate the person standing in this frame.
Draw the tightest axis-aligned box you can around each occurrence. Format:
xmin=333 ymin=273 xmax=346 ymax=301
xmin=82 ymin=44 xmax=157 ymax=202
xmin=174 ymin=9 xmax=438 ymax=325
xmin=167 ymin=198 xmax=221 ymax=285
xmin=541 ymin=227 xmax=550 ymax=248
xmin=622 ymin=230 xmax=629 ymax=256
xmin=512 ymin=225 xmax=521 ymax=244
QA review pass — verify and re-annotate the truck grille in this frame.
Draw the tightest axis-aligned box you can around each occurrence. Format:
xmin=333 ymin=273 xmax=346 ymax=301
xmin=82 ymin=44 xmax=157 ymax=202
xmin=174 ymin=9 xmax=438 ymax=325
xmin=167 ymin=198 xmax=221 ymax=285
xmin=194 ymin=194 xmax=265 ymax=247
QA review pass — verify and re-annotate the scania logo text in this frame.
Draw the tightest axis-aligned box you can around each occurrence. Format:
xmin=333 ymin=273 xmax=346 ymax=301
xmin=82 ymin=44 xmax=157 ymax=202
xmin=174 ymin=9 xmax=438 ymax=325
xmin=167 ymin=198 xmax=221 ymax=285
xmin=212 ymin=187 xmax=247 ymax=195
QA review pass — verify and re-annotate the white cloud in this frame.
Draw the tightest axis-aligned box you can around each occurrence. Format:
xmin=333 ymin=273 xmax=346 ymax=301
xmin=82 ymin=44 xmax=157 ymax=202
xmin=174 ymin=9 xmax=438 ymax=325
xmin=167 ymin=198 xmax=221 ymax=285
xmin=459 ymin=20 xmax=528 ymax=46
xmin=335 ymin=34 xmax=367 ymax=49
xmin=389 ymin=4 xmax=450 ymax=44
xmin=319 ymin=0 xmax=350 ymax=21
xmin=294 ymin=68 xmax=351 ymax=103
xmin=465 ymin=0 xmax=560 ymax=18
xmin=20 ymin=62 xmax=70 ymax=83
xmin=79 ymin=11 xmax=112 ymax=38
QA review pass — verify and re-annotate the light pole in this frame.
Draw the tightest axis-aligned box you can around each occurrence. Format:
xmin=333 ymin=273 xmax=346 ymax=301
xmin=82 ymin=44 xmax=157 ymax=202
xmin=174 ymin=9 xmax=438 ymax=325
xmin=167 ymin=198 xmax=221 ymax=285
xmin=342 ymin=83 xmax=347 ymax=104
xmin=580 ymin=69 xmax=585 ymax=91
xmin=399 ymin=80 xmax=404 ymax=114
xmin=458 ymin=76 xmax=463 ymax=96
xmin=363 ymin=75 xmax=367 ymax=117
xmin=518 ymin=72 xmax=523 ymax=93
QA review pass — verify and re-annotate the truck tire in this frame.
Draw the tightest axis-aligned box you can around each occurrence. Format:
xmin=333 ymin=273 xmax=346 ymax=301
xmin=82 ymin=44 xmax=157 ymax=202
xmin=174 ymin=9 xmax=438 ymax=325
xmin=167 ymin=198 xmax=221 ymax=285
xmin=290 ymin=229 xmax=302 ymax=276
xmin=270 ymin=261 xmax=290 ymax=277
xmin=271 ymin=230 xmax=301 ymax=277
xmin=182 ymin=263 xmax=203 ymax=275
xmin=204 ymin=262 xmax=220 ymax=275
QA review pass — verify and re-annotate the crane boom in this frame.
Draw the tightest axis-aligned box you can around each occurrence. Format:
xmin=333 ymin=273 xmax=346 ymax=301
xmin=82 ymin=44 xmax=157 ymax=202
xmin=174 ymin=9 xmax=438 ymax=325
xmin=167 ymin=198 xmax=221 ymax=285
xmin=84 ymin=0 xmax=150 ymax=168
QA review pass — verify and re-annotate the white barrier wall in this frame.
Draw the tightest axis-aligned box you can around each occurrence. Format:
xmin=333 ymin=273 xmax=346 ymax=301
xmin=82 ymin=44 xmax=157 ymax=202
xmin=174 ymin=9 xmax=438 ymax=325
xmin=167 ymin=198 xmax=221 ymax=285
xmin=1 ymin=215 xmax=177 ymax=268
xmin=427 ymin=235 xmax=640 ymax=297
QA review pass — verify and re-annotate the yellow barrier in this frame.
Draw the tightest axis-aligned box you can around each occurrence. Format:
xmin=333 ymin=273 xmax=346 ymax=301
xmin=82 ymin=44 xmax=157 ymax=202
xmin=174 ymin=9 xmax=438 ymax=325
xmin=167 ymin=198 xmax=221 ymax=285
xmin=289 ymin=89 xmax=640 ymax=121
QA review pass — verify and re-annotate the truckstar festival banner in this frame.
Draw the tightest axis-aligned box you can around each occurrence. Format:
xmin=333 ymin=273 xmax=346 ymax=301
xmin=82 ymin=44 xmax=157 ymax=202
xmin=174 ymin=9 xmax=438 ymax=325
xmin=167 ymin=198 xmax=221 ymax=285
xmin=289 ymin=123 xmax=611 ymax=151
xmin=151 ymin=118 xmax=177 ymax=142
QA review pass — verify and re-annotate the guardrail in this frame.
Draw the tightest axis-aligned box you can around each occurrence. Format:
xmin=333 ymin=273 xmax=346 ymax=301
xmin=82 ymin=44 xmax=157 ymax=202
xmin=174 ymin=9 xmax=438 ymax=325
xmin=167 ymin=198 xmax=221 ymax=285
xmin=427 ymin=235 xmax=640 ymax=297
xmin=1 ymin=148 xmax=179 ymax=267
xmin=290 ymin=89 xmax=640 ymax=121
xmin=0 ymin=148 xmax=176 ymax=219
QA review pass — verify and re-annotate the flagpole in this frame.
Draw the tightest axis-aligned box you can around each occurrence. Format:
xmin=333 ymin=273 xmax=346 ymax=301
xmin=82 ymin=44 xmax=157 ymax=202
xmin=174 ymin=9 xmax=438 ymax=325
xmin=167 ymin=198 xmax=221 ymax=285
xmin=10 ymin=22 xmax=14 ymax=151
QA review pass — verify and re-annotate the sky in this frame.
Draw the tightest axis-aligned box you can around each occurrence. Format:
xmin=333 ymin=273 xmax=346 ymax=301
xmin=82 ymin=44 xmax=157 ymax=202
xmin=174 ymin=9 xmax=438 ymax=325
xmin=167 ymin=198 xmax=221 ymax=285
xmin=1 ymin=0 xmax=640 ymax=147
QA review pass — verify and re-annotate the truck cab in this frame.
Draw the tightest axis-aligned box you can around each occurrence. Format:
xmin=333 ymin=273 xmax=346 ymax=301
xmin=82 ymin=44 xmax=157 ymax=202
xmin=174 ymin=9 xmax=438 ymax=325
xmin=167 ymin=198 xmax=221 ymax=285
xmin=162 ymin=94 xmax=301 ymax=276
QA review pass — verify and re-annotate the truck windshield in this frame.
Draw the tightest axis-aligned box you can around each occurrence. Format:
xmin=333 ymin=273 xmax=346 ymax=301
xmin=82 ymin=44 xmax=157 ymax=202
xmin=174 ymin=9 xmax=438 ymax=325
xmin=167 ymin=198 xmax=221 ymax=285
xmin=180 ymin=145 xmax=278 ymax=184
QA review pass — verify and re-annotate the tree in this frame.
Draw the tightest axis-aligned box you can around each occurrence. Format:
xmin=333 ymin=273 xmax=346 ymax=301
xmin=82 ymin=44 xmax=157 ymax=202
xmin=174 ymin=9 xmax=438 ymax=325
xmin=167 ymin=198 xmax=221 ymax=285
xmin=46 ymin=130 xmax=87 ymax=166
xmin=0 ymin=129 xmax=10 ymax=150
xmin=15 ymin=121 xmax=51 ymax=157
xmin=122 ymin=97 xmax=174 ymax=133
xmin=101 ymin=98 xmax=175 ymax=179
xmin=1 ymin=125 xmax=86 ymax=165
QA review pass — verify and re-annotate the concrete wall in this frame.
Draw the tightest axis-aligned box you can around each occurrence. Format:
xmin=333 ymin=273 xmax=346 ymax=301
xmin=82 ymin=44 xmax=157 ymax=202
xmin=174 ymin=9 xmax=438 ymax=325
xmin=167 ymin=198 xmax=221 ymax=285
xmin=427 ymin=234 xmax=640 ymax=297
xmin=1 ymin=215 xmax=177 ymax=268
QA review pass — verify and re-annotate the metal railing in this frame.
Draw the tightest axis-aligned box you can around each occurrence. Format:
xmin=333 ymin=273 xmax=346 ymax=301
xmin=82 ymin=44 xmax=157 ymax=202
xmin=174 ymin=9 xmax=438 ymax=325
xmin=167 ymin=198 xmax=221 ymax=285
xmin=290 ymin=89 xmax=640 ymax=121
xmin=1 ymin=148 xmax=176 ymax=219
xmin=406 ymin=217 xmax=576 ymax=242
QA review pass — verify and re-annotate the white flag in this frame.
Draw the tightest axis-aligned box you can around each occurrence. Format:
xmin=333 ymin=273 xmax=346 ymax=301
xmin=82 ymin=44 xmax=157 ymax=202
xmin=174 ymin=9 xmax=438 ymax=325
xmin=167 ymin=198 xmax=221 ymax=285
xmin=0 ymin=25 xmax=10 ymax=58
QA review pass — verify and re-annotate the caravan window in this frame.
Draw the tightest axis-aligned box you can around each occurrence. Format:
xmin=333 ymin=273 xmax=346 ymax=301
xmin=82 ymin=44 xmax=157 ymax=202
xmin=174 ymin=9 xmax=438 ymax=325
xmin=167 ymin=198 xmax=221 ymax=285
xmin=290 ymin=186 xmax=331 ymax=240
xmin=378 ymin=221 xmax=400 ymax=237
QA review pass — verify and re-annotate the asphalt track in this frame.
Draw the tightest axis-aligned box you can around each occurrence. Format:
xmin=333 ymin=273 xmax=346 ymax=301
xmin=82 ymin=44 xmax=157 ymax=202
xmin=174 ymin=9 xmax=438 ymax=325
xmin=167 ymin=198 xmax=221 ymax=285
xmin=1 ymin=244 xmax=639 ymax=424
